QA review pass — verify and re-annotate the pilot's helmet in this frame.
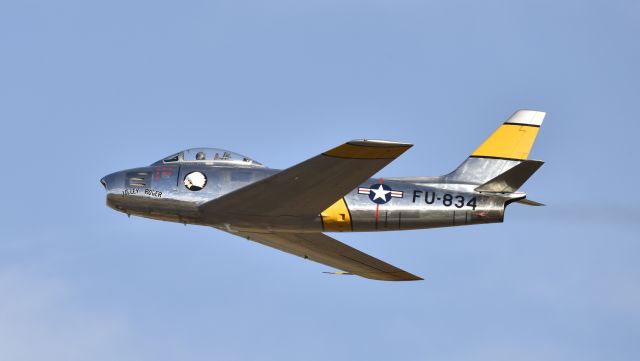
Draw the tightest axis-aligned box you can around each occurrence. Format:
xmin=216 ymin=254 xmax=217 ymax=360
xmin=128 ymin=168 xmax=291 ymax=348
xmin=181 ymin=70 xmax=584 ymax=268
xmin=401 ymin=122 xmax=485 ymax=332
xmin=195 ymin=151 xmax=206 ymax=161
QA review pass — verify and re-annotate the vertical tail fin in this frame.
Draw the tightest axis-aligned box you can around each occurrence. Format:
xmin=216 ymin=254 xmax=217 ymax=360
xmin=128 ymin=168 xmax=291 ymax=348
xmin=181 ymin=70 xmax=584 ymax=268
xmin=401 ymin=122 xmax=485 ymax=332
xmin=446 ymin=110 xmax=546 ymax=185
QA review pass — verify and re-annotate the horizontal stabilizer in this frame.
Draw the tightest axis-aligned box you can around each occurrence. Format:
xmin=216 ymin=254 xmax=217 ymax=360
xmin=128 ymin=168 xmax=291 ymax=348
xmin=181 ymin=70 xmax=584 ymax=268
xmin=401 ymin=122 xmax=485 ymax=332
xmin=475 ymin=160 xmax=544 ymax=193
xmin=516 ymin=198 xmax=545 ymax=206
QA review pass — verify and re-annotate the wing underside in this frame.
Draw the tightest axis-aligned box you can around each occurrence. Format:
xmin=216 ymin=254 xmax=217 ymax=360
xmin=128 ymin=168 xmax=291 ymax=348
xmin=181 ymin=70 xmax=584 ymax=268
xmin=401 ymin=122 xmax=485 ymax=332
xmin=229 ymin=231 xmax=422 ymax=281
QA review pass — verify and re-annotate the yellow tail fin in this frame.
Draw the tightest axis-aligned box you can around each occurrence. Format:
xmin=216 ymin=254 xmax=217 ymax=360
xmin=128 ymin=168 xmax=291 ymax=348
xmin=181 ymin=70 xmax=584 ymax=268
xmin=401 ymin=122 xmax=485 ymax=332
xmin=471 ymin=110 xmax=545 ymax=161
xmin=446 ymin=110 xmax=546 ymax=185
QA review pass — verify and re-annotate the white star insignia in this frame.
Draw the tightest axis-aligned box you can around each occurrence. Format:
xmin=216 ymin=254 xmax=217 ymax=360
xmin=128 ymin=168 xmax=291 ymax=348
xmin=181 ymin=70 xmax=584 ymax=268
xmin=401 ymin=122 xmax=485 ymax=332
xmin=370 ymin=184 xmax=390 ymax=201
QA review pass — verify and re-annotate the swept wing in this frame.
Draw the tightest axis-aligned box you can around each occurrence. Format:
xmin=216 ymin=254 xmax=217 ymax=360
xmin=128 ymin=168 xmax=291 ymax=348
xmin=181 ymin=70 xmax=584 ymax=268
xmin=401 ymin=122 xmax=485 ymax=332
xmin=201 ymin=140 xmax=419 ymax=280
xmin=228 ymin=230 xmax=422 ymax=281
xmin=199 ymin=140 xmax=412 ymax=219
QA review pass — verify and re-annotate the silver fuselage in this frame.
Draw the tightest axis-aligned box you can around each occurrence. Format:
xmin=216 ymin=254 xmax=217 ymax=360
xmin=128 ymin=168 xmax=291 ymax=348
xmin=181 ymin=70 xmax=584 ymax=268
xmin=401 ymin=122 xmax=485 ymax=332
xmin=102 ymin=163 xmax=520 ymax=233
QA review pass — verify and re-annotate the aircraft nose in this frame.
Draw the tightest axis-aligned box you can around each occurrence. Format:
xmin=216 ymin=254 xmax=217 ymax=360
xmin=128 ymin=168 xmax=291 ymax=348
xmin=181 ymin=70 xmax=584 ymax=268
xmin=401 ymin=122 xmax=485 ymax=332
xmin=100 ymin=172 xmax=118 ymax=191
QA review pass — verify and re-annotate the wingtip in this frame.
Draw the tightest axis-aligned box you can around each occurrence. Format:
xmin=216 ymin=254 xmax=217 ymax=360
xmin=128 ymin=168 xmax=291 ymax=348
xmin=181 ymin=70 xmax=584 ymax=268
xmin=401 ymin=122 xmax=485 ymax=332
xmin=323 ymin=140 xmax=413 ymax=159
xmin=364 ymin=271 xmax=424 ymax=281
xmin=405 ymin=275 xmax=425 ymax=281
xmin=388 ymin=275 xmax=424 ymax=282
xmin=347 ymin=139 xmax=413 ymax=148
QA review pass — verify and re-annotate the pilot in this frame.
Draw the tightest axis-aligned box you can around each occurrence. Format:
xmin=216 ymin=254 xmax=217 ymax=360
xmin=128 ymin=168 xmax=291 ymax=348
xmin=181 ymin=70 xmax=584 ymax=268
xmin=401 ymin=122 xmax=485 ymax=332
xmin=196 ymin=151 xmax=206 ymax=161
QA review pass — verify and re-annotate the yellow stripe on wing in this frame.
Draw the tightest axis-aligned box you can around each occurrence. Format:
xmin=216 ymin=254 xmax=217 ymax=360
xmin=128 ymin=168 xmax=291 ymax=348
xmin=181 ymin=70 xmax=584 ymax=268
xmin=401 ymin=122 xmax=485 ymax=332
xmin=323 ymin=141 xmax=412 ymax=159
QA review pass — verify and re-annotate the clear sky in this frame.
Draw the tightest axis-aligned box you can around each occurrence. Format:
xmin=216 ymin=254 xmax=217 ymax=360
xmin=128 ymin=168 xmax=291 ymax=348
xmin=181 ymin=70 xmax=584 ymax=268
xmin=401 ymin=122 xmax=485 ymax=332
xmin=1 ymin=1 xmax=639 ymax=360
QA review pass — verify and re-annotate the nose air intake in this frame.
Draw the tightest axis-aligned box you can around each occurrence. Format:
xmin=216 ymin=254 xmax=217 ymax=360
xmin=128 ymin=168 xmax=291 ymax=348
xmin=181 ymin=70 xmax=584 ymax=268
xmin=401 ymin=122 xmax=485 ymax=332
xmin=100 ymin=177 xmax=107 ymax=190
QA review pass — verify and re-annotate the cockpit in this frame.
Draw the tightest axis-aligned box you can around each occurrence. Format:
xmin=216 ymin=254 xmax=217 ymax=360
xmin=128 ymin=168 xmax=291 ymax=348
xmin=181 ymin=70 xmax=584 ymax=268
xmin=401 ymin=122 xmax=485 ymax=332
xmin=151 ymin=148 xmax=264 ymax=167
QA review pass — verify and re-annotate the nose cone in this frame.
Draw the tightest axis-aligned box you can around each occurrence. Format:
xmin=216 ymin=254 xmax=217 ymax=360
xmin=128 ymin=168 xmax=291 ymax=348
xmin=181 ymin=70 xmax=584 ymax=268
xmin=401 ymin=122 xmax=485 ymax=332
xmin=100 ymin=172 xmax=120 ymax=192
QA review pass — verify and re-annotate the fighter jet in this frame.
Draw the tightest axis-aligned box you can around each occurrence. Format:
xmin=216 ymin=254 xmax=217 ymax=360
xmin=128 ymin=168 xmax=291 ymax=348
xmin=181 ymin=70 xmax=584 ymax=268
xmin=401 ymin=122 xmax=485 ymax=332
xmin=101 ymin=110 xmax=546 ymax=281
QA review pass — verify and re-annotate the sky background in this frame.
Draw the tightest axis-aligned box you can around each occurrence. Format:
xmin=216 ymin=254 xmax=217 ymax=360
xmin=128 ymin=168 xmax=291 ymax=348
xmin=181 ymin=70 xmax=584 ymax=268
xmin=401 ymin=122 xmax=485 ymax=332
xmin=1 ymin=1 xmax=639 ymax=360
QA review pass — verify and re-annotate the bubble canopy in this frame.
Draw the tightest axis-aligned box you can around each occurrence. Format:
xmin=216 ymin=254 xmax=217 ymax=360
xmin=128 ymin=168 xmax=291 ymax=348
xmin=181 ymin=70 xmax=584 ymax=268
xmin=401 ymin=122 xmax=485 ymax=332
xmin=151 ymin=148 xmax=264 ymax=167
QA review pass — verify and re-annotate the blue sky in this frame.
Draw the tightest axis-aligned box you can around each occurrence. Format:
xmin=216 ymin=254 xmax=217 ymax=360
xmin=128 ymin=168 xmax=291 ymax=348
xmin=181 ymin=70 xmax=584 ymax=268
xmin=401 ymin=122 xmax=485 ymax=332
xmin=1 ymin=1 xmax=639 ymax=360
